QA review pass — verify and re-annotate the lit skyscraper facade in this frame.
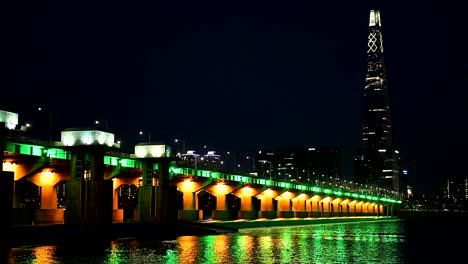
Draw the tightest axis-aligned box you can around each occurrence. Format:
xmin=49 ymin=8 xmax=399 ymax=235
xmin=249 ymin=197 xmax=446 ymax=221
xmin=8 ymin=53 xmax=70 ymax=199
xmin=354 ymin=10 xmax=401 ymax=194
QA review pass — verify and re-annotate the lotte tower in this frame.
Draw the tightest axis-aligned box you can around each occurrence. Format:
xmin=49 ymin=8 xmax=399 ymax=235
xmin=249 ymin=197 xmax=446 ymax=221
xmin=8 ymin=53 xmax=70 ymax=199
xmin=353 ymin=9 xmax=401 ymax=195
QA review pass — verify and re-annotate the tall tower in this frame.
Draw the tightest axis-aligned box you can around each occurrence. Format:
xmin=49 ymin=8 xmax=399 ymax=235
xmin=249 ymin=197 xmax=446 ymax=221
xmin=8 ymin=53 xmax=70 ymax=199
xmin=354 ymin=10 xmax=401 ymax=195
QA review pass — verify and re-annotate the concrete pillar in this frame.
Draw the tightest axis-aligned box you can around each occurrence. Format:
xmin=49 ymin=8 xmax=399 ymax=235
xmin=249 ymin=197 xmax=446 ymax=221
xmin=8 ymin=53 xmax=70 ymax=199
xmin=137 ymin=160 xmax=154 ymax=222
xmin=320 ymin=197 xmax=332 ymax=217
xmin=175 ymin=178 xmax=209 ymax=221
xmin=65 ymin=148 xmax=113 ymax=228
xmin=356 ymin=201 xmax=364 ymax=215
xmin=0 ymin=171 xmax=14 ymax=230
xmin=292 ymin=193 xmax=309 ymax=218
xmin=340 ymin=199 xmax=351 ymax=216
xmin=183 ymin=191 xmax=196 ymax=210
xmin=112 ymin=181 xmax=123 ymax=223
xmin=203 ymin=182 xmax=237 ymax=221
xmin=64 ymin=152 xmax=82 ymax=224
xmin=348 ymin=200 xmax=357 ymax=216
xmin=277 ymin=191 xmax=296 ymax=218
xmin=155 ymin=158 xmax=178 ymax=225
xmin=233 ymin=186 xmax=259 ymax=220
xmin=257 ymin=189 xmax=279 ymax=219
xmin=40 ymin=186 xmax=57 ymax=209
xmin=362 ymin=202 xmax=370 ymax=215
xmin=331 ymin=198 xmax=343 ymax=217
xmin=308 ymin=195 xmax=322 ymax=218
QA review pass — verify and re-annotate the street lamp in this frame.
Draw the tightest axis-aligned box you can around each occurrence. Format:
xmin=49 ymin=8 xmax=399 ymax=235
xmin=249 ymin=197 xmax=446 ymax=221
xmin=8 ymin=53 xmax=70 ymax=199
xmin=95 ymin=120 xmax=108 ymax=131
xmin=174 ymin=138 xmax=185 ymax=155
xmin=227 ymin=151 xmax=236 ymax=172
xmin=38 ymin=107 xmax=52 ymax=143
xmin=139 ymin=130 xmax=151 ymax=143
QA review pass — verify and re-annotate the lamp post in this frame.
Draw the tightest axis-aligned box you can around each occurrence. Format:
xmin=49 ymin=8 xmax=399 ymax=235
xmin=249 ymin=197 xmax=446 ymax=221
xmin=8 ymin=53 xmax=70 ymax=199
xmin=174 ymin=138 xmax=185 ymax=155
xmin=227 ymin=151 xmax=236 ymax=172
xmin=139 ymin=130 xmax=151 ymax=143
xmin=95 ymin=120 xmax=108 ymax=131
xmin=38 ymin=107 xmax=51 ymax=143
xmin=267 ymin=160 xmax=273 ymax=181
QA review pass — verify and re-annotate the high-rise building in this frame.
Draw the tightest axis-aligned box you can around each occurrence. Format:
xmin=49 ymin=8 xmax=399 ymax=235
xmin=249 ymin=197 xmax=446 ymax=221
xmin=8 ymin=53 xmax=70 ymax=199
xmin=202 ymin=151 xmax=222 ymax=171
xmin=354 ymin=9 xmax=401 ymax=194
xmin=255 ymin=148 xmax=308 ymax=183
xmin=256 ymin=150 xmax=276 ymax=180
xmin=307 ymin=146 xmax=342 ymax=183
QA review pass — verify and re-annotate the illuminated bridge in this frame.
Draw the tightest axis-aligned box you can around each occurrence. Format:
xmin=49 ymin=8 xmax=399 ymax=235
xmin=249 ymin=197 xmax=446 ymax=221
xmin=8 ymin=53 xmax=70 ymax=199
xmin=0 ymin=125 xmax=401 ymax=226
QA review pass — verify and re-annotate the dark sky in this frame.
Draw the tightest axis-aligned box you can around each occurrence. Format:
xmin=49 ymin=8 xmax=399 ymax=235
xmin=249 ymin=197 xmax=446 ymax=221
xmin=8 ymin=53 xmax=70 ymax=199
xmin=3 ymin=1 xmax=467 ymax=196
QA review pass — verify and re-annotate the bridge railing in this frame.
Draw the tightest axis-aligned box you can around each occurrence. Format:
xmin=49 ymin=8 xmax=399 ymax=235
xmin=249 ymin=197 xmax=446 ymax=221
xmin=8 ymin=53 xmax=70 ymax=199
xmin=170 ymin=165 xmax=401 ymax=203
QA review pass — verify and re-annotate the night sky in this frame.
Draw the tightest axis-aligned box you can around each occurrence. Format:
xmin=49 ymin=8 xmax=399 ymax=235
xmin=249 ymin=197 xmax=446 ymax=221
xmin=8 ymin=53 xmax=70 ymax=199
xmin=3 ymin=1 xmax=466 ymax=196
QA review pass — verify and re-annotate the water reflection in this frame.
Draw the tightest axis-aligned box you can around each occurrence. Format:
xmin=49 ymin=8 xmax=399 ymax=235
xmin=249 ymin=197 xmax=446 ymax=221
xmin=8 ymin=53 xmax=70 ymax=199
xmin=7 ymin=219 xmax=407 ymax=263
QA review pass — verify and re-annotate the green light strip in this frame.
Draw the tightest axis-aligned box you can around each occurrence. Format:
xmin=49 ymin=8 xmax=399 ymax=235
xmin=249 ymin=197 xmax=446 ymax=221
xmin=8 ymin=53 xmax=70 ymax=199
xmin=7 ymin=142 xmax=401 ymax=203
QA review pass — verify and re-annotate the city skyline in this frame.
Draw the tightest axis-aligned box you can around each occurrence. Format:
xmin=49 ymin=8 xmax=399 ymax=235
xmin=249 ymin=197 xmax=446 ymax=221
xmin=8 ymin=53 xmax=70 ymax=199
xmin=3 ymin=1 xmax=466 ymax=196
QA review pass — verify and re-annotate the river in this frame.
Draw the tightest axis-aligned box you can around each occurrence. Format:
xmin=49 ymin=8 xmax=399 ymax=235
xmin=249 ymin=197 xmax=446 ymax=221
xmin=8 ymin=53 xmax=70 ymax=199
xmin=4 ymin=213 xmax=467 ymax=263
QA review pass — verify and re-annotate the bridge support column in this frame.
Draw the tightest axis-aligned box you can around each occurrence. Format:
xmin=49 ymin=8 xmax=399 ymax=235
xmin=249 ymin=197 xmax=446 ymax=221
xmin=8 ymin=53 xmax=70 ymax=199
xmin=320 ymin=197 xmax=332 ymax=217
xmin=204 ymin=182 xmax=237 ymax=221
xmin=233 ymin=186 xmax=259 ymax=220
xmin=40 ymin=186 xmax=57 ymax=209
xmin=155 ymin=158 xmax=178 ymax=225
xmin=355 ymin=201 xmax=364 ymax=216
xmin=257 ymin=189 xmax=279 ymax=219
xmin=112 ymin=181 xmax=123 ymax=223
xmin=362 ymin=202 xmax=370 ymax=216
xmin=340 ymin=199 xmax=351 ymax=216
xmin=28 ymin=170 xmax=67 ymax=224
xmin=331 ymin=198 xmax=342 ymax=217
xmin=137 ymin=157 xmax=178 ymax=225
xmin=292 ymin=193 xmax=309 ymax=218
xmin=308 ymin=195 xmax=322 ymax=218
xmin=180 ymin=191 xmax=200 ymax=220
xmin=0 ymin=171 xmax=14 ymax=232
xmin=277 ymin=191 xmax=296 ymax=218
xmin=65 ymin=148 xmax=113 ymax=232
xmin=137 ymin=160 xmax=156 ymax=222
xmin=176 ymin=178 xmax=211 ymax=221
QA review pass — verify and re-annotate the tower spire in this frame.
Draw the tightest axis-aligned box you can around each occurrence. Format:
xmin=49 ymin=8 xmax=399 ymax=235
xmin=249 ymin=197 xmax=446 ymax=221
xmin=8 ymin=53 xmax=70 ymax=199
xmin=354 ymin=9 xmax=401 ymax=196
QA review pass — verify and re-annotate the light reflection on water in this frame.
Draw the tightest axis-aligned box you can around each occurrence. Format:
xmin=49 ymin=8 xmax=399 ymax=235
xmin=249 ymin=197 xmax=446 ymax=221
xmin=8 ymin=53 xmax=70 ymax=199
xmin=7 ymin=219 xmax=407 ymax=264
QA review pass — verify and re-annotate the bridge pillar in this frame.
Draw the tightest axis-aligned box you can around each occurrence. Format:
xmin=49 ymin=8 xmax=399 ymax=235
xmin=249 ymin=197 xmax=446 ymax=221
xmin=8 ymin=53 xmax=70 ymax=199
xmin=331 ymin=198 xmax=343 ymax=217
xmin=308 ymin=195 xmax=322 ymax=218
xmin=175 ymin=178 xmax=208 ymax=221
xmin=137 ymin=160 xmax=155 ymax=222
xmin=320 ymin=197 xmax=332 ymax=217
xmin=348 ymin=200 xmax=357 ymax=216
xmin=339 ymin=199 xmax=350 ymax=217
xmin=257 ymin=188 xmax=280 ymax=219
xmin=65 ymin=147 xmax=113 ymax=230
xmin=0 ymin=123 xmax=14 ymax=231
xmin=356 ymin=201 xmax=365 ymax=216
xmin=292 ymin=193 xmax=309 ymax=218
xmin=155 ymin=158 xmax=178 ymax=225
xmin=233 ymin=185 xmax=260 ymax=220
xmin=27 ymin=170 xmax=67 ymax=224
xmin=203 ymin=182 xmax=237 ymax=221
xmin=276 ymin=191 xmax=297 ymax=218
xmin=0 ymin=172 xmax=14 ymax=232
xmin=137 ymin=157 xmax=178 ymax=225
xmin=362 ymin=202 xmax=370 ymax=216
